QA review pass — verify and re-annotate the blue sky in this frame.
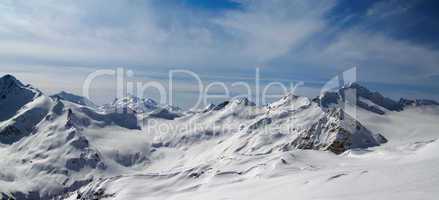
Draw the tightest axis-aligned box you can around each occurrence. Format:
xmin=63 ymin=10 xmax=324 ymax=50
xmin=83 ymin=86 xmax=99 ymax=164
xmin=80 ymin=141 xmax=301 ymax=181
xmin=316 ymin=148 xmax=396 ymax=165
xmin=0 ymin=0 xmax=438 ymax=107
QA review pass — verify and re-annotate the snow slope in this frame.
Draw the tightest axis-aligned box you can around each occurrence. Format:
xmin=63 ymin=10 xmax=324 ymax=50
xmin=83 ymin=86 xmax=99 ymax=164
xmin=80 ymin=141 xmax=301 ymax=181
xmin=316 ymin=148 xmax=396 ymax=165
xmin=68 ymin=100 xmax=439 ymax=200
xmin=0 ymin=74 xmax=438 ymax=200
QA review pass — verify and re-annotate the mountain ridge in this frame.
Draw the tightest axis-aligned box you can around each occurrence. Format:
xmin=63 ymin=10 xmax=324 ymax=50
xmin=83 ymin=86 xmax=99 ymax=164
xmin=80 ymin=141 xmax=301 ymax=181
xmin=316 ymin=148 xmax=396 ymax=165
xmin=0 ymin=74 xmax=438 ymax=200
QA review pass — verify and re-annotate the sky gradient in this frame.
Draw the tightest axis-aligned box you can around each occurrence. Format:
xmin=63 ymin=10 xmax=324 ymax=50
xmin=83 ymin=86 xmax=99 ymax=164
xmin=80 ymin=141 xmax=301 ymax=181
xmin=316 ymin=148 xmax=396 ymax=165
xmin=1 ymin=0 xmax=438 ymax=107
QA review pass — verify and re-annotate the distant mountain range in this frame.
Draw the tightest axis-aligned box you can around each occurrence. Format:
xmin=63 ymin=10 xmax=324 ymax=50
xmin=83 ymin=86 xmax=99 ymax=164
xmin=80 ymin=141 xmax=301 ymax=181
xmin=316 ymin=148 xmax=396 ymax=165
xmin=0 ymin=74 xmax=438 ymax=200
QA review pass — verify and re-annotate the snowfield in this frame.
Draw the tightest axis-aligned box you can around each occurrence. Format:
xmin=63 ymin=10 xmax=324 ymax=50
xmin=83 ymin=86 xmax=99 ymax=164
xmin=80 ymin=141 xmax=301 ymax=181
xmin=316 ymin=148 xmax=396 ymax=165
xmin=0 ymin=74 xmax=438 ymax=200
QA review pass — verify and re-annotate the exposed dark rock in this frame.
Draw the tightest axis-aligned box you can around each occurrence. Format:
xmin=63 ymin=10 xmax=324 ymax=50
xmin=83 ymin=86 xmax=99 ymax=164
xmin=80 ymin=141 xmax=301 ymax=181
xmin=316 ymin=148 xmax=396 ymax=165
xmin=247 ymin=117 xmax=272 ymax=133
xmin=318 ymin=92 xmax=340 ymax=108
xmin=148 ymin=108 xmax=181 ymax=120
xmin=288 ymin=108 xmax=385 ymax=154
xmin=357 ymin=101 xmax=385 ymax=115
xmin=79 ymin=107 xmax=140 ymax=130
xmin=70 ymin=136 xmax=90 ymax=150
xmin=114 ymin=151 xmax=149 ymax=167
xmin=213 ymin=101 xmax=230 ymax=110
xmin=233 ymin=97 xmax=255 ymax=106
xmin=65 ymin=150 xmax=105 ymax=171
xmin=0 ymin=125 xmax=26 ymax=145
xmin=318 ymin=83 xmax=403 ymax=114
xmin=0 ymin=74 xmax=40 ymax=122
xmin=399 ymin=98 xmax=439 ymax=107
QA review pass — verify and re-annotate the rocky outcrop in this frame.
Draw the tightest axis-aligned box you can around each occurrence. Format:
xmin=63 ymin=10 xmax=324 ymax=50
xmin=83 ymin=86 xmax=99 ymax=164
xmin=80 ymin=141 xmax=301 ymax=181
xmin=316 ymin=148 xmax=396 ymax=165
xmin=65 ymin=149 xmax=106 ymax=171
xmin=399 ymin=98 xmax=439 ymax=107
xmin=318 ymin=83 xmax=439 ymax=115
xmin=285 ymin=108 xmax=386 ymax=154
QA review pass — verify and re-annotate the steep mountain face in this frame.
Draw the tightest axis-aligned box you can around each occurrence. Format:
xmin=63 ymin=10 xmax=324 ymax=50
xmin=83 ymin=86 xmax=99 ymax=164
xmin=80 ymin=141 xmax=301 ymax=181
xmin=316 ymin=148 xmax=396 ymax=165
xmin=136 ymin=95 xmax=385 ymax=156
xmin=72 ymin=96 xmax=439 ymax=200
xmin=318 ymin=83 xmax=402 ymax=115
xmin=318 ymin=83 xmax=438 ymax=115
xmin=0 ymin=75 xmax=51 ymax=144
xmin=345 ymin=83 xmax=404 ymax=111
xmin=0 ymin=75 xmax=43 ymax=121
xmin=231 ymin=94 xmax=385 ymax=155
xmin=3 ymin=75 xmax=438 ymax=199
xmin=0 ymin=97 xmax=144 ymax=198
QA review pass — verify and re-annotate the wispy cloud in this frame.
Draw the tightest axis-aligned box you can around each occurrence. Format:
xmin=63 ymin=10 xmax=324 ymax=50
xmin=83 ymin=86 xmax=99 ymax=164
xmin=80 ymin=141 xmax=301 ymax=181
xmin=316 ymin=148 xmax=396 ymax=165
xmin=0 ymin=0 xmax=334 ymax=68
xmin=0 ymin=0 xmax=438 ymax=104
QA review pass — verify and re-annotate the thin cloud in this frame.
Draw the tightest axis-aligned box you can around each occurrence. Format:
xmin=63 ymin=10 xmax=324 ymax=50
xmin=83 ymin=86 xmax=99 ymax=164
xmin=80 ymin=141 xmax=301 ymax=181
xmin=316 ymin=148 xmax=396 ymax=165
xmin=0 ymin=0 xmax=438 ymax=104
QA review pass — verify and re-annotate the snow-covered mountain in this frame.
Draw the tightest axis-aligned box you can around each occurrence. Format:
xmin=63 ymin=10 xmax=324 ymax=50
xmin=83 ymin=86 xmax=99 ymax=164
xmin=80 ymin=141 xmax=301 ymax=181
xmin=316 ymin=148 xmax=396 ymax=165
xmin=318 ymin=82 xmax=438 ymax=115
xmin=98 ymin=95 xmax=182 ymax=117
xmin=99 ymin=95 xmax=159 ymax=113
xmin=0 ymin=74 xmax=438 ymax=200
xmin=52 ymin=91 xmax=98 ymax=109
xmin=0 ymin=75 xmax=49 ymax=144
xmin=0 ymin=75 xmax=44 ymax=121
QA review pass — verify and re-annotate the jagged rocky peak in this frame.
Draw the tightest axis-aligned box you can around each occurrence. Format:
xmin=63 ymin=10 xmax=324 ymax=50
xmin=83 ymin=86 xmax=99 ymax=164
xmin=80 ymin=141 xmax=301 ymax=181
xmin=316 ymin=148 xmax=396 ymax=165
xmin=269 ymin=93 xmax=311 ymax=110
xmin=0 ymin=74 xmax=42 ymax=95
xmin=212 ymin=101 xmax=230 ymax=110
xmin=209 ymin=97 xmax=255 ymax=111
xmin=318 ymin=82 xmax=403 ymax=115
xmin=317 ymin=91 xmax=340 ymax=108
xmin=0 ymin=74 xmax=24 ymax=88
xmin=115 ymin=95 xmax=162 ymax=110
xmin=284 ymin=108 xmax=387 ymax=154
xmin=319 ymin=82 xmax=439 ymax=113
xmin=343 ymin=83 xmax=403 ymax=111
xmin=99 ymin=95 xmax=159 ymax=113
xmin=232 ymin=97 xmax=255 ymax=106
xmin=143 ymin=97 xmax=158 ymax=108
xmin=202 ymin=103 xmax=216 ymax=112
xmin=0 ymin=74 xmax=44 ymax=122
xmin=0 ymin=74 xmax=41 ymax=96
xmin=116 ymin=94 xmax=157 ymax=105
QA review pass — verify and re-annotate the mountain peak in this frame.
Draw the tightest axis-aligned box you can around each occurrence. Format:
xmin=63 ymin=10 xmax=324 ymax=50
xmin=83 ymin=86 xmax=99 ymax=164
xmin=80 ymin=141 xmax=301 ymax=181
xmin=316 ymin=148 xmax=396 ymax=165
xmin=58 ymin=91 xmax=69 ymax=95
xmin=101 ymin=95 xmax=167 ymax=113
xmin=113 ymin=95 xmax=158 ymax=105
xmin=1 ymin=74 xmax=18 ymax=81
xmin=318 ymin=82 xmax=403 ymax=114
xmin=52 ymin=91 xmax=97 ymax=108
xmin=0 ymin=74 xmax=25 ymax=89
xmin=143 ymin=97 xmax=158 ymax=107
xmin=0 ymin=75 xmax=43 ymax=122
xmin=232 ymin=97 xmax=255 ymax=106
xmin=269 ymin=93 xmax=310 ymax=110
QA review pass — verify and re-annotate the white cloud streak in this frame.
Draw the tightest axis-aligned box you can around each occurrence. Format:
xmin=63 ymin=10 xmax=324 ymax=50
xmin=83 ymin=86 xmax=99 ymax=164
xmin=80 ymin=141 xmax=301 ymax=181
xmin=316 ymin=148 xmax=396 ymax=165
xmin=0 ymin=0 xmax=334 ymax=68
xmin=0 ymin=0 xmax=438 ymax=104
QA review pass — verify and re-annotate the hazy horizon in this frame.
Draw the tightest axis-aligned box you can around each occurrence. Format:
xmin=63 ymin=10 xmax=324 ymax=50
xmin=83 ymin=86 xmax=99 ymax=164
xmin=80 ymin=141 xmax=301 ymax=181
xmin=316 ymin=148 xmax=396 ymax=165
xmin=1 ymin=0 xmax=439 ymax=107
